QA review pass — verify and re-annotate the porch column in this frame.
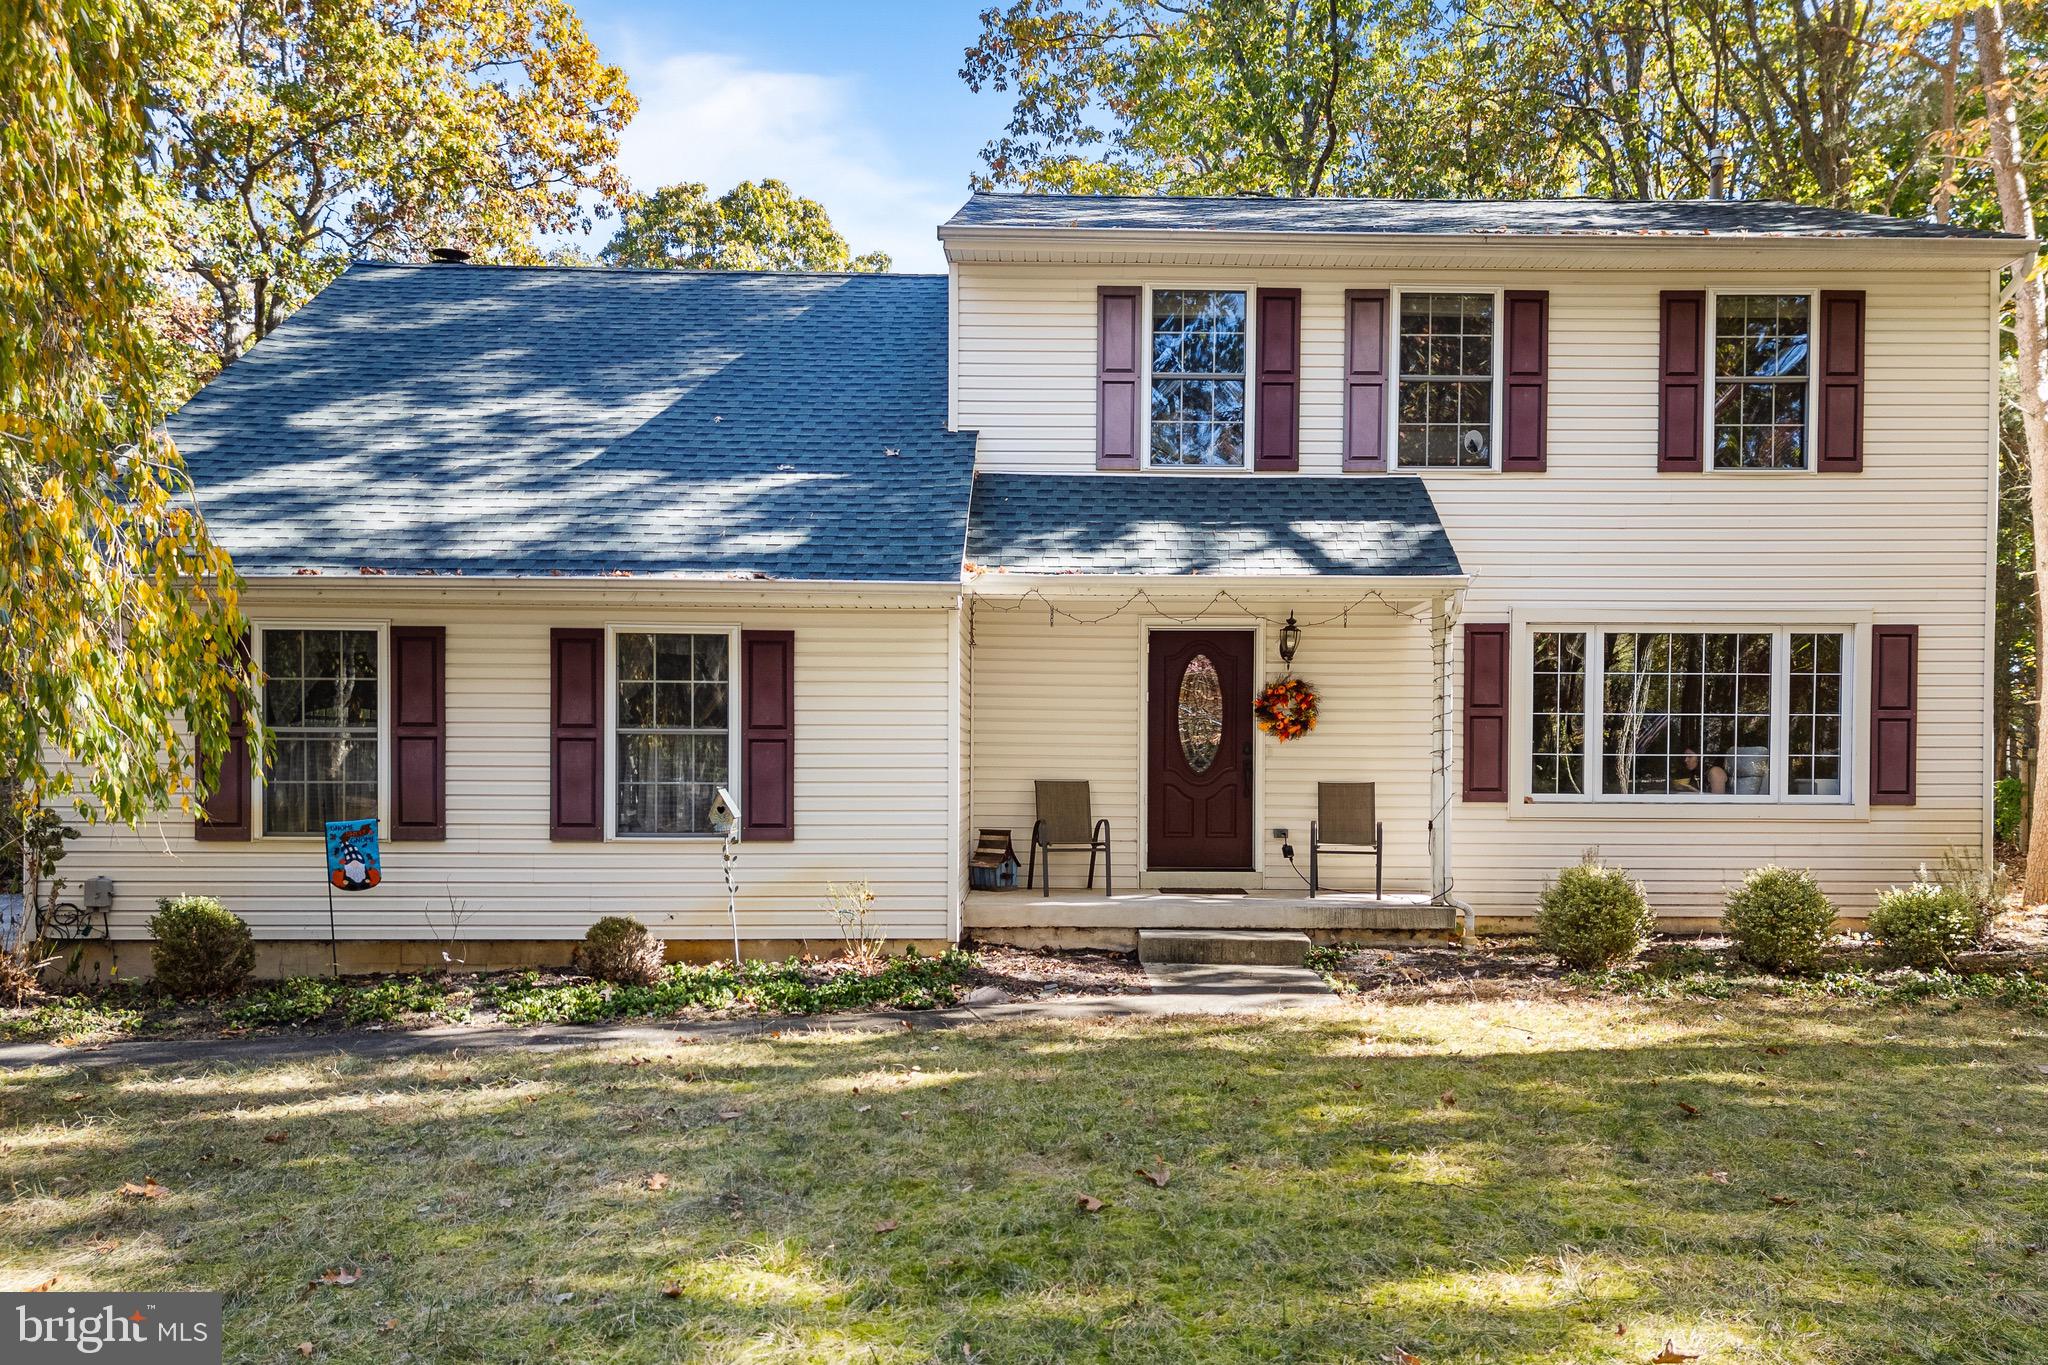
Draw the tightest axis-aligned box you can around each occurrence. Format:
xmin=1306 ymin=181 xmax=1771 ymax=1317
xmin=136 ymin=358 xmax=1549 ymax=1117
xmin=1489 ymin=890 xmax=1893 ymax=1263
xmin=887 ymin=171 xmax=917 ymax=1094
xmin=1429 ymin=592 xmax=1474 ymax=941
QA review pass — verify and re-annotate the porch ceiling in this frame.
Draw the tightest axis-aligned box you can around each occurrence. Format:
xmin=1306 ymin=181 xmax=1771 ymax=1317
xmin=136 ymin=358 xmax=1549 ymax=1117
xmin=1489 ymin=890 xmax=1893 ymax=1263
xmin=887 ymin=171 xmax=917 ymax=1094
xmin=964 ymin=472 xmax=1462 ymax=582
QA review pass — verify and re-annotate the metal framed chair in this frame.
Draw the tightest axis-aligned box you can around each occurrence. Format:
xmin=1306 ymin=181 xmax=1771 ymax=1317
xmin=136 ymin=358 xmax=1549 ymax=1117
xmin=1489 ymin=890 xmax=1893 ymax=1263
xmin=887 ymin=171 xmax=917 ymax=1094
xmin=1310 ymin=782 xmax=1383 ymax=899
xmin=1026 ymin=780 xmax=1112 ymax=898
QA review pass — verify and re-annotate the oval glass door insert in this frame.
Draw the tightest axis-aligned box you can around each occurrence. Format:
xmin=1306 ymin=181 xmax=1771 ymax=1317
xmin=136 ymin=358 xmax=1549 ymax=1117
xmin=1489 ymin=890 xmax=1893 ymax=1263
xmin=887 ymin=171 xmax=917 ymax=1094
xmin=1177 ymin=653 xmax=1223 ymax=773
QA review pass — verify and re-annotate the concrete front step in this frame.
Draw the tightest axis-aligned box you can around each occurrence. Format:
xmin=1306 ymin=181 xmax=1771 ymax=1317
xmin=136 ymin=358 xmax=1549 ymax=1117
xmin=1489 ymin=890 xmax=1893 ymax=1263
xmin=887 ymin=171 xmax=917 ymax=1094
xmin=1137 ymin=928 xmax=1313 ymax=968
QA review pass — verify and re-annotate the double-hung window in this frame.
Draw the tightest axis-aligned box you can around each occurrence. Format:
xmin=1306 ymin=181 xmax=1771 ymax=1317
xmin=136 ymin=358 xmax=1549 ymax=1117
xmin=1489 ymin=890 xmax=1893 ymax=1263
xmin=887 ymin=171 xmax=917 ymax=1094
xmin=259 ymin=626 xmax=382 ymax=835
xmin=1395 ymin=290 xmax=1499 ymax=469
xmin=1528 ymin=627 xmax=1849 ymax=802
xmin=1711 ymin=292 xmax=1813 ymax=470
xmin=1147 ymin=288 xmax=1249 ymax=468
xmin=613 ymin=630 xmax=732 ymax=836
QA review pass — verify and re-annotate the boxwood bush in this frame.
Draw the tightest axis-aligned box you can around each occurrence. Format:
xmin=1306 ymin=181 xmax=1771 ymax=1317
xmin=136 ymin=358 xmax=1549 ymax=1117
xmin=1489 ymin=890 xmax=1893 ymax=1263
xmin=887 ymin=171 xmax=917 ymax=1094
xmin=1868 ymin=882 xmax=1986 ymax=970
xmin=1722 ymin=866 xmax=1837 ymax=974
xmin=1536 ymin=852 xmax=1656 ymax=970
xmin=149 ymin=895 xmax=255 ymax=998
xmin=572 ymin=915 xmax=666 ymax=986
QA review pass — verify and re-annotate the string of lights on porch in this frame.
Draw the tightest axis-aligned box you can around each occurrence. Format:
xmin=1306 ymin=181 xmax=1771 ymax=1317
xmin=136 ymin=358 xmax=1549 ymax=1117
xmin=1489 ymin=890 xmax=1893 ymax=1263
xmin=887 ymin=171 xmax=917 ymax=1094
xmin=966 ymin=585 xmax=1465 ymax=906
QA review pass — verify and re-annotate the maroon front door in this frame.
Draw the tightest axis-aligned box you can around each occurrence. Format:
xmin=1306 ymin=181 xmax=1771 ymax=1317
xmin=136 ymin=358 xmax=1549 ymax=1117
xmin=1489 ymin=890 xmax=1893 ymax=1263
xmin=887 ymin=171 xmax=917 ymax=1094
xmin=1147 ymin=630 xmax=1255 ymax=871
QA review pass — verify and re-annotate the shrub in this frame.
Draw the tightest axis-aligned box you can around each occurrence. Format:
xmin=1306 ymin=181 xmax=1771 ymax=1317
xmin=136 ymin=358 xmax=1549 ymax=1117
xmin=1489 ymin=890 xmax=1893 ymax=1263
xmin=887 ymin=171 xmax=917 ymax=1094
xmin=1995 ymin=778 xmax=2025 ymax=845
xmin=1931 ymin=848 xmax=2011 ymax=930
xmin=149 ymin=896 xmax=255 ymax=998
xmin=572 ymin=915 xmax=666 ymax=986
xmin=1537 ymin=852 xmax=1655 ymax=970
xmin=1868 ymin=882 xmax=1986 ymax=970
xmin=1722 ymin=866 xmax=1837 ymax=974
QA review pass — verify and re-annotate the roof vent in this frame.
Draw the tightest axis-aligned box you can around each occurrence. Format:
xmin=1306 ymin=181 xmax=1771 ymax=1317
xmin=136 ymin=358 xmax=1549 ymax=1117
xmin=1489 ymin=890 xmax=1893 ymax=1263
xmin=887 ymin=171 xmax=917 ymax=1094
xmin=428 ymin=246 xmax=472 ymax=264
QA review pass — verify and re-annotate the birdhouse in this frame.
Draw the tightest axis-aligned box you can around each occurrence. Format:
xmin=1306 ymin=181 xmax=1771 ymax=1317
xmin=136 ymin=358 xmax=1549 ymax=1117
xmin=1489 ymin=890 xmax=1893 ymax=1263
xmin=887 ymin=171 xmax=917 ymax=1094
xmin=969 ymin=829 xmax=1021 ymax=890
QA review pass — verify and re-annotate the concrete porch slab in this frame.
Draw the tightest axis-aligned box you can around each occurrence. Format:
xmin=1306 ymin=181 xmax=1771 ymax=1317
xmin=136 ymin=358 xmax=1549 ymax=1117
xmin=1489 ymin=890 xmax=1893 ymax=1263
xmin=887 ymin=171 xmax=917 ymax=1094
xmin=965 ymin=890 xmax=1457 ymax=942
xmin=1138 ymin=928 xmax=1312 ymax=967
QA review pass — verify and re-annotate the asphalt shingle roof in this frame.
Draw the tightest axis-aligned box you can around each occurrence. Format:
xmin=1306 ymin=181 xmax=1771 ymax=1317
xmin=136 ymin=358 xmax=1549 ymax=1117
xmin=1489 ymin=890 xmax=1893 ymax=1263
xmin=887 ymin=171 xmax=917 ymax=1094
xmin=966 ymin=473 xmax=1463 ymax=578
xmin=169 ymin=262 xmax=978 ymax=581
xmin=944 ymin=191 xmax=2025 ymax=241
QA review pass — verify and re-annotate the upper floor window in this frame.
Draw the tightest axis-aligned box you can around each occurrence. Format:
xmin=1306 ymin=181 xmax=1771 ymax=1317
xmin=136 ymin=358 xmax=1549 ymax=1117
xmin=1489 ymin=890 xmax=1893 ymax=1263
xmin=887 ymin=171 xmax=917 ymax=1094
xmin=1529 ymin=626 xmax=1849 ymax=803
xmin=1149 ymin=289 xmax=1247 ymax=468
xmin=1396 ymin=291 xmax=1497 ymax=470
xmin=260 ymin=626 xmax=380 ymax=835
xmin=1712 ymin=292 xmax=1811 ymax=470
xmin=614 ymin=630 xmax=731 ymax=836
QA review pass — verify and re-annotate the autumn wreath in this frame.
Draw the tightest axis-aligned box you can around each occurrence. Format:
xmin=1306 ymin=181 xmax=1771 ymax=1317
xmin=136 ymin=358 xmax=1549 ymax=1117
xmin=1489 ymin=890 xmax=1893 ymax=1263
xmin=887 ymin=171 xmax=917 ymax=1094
xmin=1254 ymin=677 xmax=1318 ymax=742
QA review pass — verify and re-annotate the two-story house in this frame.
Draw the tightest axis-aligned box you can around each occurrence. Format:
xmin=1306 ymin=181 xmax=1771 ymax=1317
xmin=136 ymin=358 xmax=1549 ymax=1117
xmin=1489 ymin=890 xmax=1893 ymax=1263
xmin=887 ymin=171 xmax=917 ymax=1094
xmin=59 ymin=194 xmax=2024 ymax=974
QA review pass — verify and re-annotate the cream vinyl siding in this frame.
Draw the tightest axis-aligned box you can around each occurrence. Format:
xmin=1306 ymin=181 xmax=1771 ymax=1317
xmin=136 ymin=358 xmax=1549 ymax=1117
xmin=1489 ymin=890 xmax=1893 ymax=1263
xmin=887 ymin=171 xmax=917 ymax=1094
xmin=67 ymin=588 xmax=960 ymax=943
xmin=968 ymin=597 xmax=1435 ymax=894
xmin=956 ymin=260 xmax=1995 ymax=921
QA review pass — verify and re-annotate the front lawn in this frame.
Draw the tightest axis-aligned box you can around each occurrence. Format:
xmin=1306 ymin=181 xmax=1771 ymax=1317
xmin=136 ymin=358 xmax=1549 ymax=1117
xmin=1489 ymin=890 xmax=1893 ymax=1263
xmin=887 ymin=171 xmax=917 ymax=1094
xmin=5 ymin=994 xmax=2047 ymax=1362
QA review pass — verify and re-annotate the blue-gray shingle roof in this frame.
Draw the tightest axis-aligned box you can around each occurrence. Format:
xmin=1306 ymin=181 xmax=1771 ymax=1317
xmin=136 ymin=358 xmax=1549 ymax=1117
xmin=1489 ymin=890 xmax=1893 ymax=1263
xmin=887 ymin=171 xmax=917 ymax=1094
xmin=170 ymin=262 xmax=978 ymax=581
xmin=966 ymin=473 xmax=1463 ymax=578
xmin=944 ymin=191 xmax=2024 ymax=241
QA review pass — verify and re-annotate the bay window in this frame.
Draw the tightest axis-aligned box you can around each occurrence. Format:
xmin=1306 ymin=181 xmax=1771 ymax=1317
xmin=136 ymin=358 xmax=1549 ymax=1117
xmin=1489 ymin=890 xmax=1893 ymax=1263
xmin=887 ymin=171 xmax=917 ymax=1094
xmin=1528 ymin=627 xmax=1849 ymax=802
xmin=1148 ymin=288 xmax=1249 ymax=468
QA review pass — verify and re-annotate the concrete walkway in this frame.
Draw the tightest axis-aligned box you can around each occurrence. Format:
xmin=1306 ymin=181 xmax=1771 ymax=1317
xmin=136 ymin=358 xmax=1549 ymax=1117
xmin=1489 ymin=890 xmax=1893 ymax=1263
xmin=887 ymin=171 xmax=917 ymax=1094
xmin=0 ymin=965 xmax=1337 ymax=1072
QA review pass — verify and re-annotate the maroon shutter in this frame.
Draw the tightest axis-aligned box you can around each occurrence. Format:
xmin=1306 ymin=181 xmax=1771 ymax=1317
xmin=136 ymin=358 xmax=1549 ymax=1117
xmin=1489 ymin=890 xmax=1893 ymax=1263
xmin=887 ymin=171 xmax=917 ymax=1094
xmin=194 ymin=632 xmax=252 ymax=841
xmin=741 ymin=630 xmax=795 ymax=841
xmin=1817 ymin=290 xmax=1865 ymax=473
xmin=1254 ymin=287 xmax=1301 ymax=471
xmin=550 ymin=628 xmax=603 ymax=841
xmin=1343 ymin=289 xmax=1390 ymax=471
xmin=1870 ymin=625 xmax=1919 ymax=806
xmin=1658 ymin=290 xmax=1707 ymax=472
xmin=389 ymin=625 xmax=446 ymax=840
xmin=1462 ymin=623 xmax=1510 ymax=802
xmin=1097 ymin=286 xmax=1141 ymax=469
xmin=1501 ymin=289 xmax=1549 ymax=472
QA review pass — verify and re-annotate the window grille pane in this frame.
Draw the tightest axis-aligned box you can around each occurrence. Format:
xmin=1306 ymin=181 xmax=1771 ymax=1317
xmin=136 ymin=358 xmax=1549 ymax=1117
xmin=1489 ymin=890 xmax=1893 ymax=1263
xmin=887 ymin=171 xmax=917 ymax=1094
xmin=261 ymin=628 xmax=378 ymax=835
xmin=1397 ymin=292 xmax=1494 ymax=468
xmin=1787 ymin=633 xmax=1847 ymax=795
xmin=1148 ymin=290 xmax=1247 ymax=468
xmin=614 ymin=631 xmax=732 ymax=835
xmin=1530 ymin=632 xmax=1587 ymax=795
xmin=1602 ymin=631 xmax=1772 ymax=796
xmin=1713 ymin=294 xmax=1810 ymax=469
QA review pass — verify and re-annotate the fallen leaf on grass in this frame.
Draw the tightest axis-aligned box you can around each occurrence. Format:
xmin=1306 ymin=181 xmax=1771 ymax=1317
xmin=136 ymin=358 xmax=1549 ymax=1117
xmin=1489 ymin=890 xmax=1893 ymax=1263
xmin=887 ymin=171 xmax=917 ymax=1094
xmin=1767 ymin=1194 xmax=1801 ymax=1207
xmin=1705 ymin=1169 xmax=1730 ymax=1184
xmin=262 ymin=1131 xmax=289 ymax=1144
xmin=854 ymin=1105 xmax=872 ymax=1114
xmin=378 ymin=1319 xmax=399 ymax=1333
xmin=1439 ymin=1091 xmax=1456 ymax=1108
xmin=308 ymin=1267 xmax=365 ymax=1289
xmin=1675 ymin=1101 xmax=1701 ymax=1120
xmin=61 ymin=1093 xmax=85 ymax=1103
xmin=874 ymin=1219 xmax=900 ymax=1234
xmin=1075 ymin=1194 xmax=1105 ymax=1213
xmin=117 ymin=1178 xmax=166 ymax=1200
xmin=716 ymin=1110 xmax=743 ymax=1121
xmin=549 ymin=1291 xmax=574 ymax=1304
xmin=1136 ymin=1161 xmax=1171 ymax=1188
xmin=1652 ymin=1345 xmax=1700 ymax=1363
xmin=644 ymin=1173 xmax=670 ymax=1191
xmin=296 ymin=1344 xmax=314 ymax=1358
xmin=661 ymin=1283 xmax=684 ymax=1298
xmin=1763 ymin=1045 xmax=1788 ymax=1056
xmin=1384 ymin=1350 xmax=1423 ymax=1364
xmin=22 ymin=1275 xmax=58 ymax=1292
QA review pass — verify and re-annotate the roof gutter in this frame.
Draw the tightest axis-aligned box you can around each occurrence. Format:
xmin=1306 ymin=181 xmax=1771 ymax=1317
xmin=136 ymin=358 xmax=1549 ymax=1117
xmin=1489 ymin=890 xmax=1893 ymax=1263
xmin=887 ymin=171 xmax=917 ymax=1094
xmin=964 ymin=572 xmax=1470 ymax=598
xmin=240 ymin=574 xmax=965 ymax=602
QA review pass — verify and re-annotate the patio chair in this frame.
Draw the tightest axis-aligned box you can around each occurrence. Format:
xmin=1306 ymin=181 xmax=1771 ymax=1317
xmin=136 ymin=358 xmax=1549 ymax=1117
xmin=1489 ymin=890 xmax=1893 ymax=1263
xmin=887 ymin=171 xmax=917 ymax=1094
xmin=1310 ymin=782 xmax=1383 ymax=899
xmin=1026 ymin=780 xmax=1112 ymax=898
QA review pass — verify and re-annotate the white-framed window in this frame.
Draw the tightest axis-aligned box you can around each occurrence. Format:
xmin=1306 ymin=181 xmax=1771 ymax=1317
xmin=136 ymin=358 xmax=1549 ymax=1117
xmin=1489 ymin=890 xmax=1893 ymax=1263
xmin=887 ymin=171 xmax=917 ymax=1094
xmin=1709 ymin=289 xmax=1815 ymax=471
xmin=1144 ymin=286 xmax=1253 ymax=469
xmin=255 ymin=623 xmax=387 ymax=837
xmin=606 ymin=626 xmax=738 ymax=838
xmin=1528 ymin=626 xmax=1851 ymax=803
xmin=1393 ymin=287 xmax=1502 ymax=471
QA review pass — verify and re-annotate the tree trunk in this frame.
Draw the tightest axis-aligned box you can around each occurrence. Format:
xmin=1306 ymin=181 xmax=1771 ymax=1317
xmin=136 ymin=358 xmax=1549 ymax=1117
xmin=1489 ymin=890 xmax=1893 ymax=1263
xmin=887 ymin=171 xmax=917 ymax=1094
xmin=1978 ymin=3 xmax=2048 ymax=902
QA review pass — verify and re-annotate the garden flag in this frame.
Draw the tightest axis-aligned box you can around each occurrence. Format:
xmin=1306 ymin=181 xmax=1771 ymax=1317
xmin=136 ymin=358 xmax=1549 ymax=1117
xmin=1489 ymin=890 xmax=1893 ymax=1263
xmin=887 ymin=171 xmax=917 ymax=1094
xmin=324 ymin=819 xmax=382 ymax=892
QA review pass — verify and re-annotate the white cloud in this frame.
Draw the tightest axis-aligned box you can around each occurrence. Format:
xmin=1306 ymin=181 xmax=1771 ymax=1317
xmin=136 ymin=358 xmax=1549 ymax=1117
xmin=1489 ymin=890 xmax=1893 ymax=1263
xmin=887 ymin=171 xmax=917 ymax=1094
xmin=607 ymin=50 xmax=956 ymax=272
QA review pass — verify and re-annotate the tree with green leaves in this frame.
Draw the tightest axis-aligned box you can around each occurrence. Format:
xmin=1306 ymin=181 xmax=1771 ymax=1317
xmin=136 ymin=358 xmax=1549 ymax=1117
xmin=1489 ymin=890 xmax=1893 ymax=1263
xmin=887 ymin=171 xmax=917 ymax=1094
xmin=602 ymin=179 xmax=891 ymax=272
xmin=2 ymin=0 xmax=256 ymax=860
xmin=157 ymin=0 xmax=637 ymax=371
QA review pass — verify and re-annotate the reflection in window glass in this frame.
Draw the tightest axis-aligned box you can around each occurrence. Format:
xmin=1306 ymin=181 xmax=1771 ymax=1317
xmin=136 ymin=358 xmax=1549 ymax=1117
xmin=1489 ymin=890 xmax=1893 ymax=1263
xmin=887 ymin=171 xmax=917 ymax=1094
xmin=1788 ymin=633 xmax=1846 ymax=795
xmin=1602 ymin=632 xmax=1773 ymax=797
xmin=1713 ymin=294 xmax=1810 ymax=470
xmin=1530 ymin=632 xmax=1587 ymax=795
xmin=262 ymin=628 xmax=378 ymax=835
xmin=615 ymin=632 xmax=730 ymax=835
xmin=1149 ymin=289 xmax=1248 ymax=467
xmin=1397 ymin=292 xmax=1494 ymax=468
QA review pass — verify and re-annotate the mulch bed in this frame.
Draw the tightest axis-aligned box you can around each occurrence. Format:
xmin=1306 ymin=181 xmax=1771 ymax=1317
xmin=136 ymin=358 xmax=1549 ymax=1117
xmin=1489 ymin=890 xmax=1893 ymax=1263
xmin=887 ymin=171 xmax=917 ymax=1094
xmin=961 ymin=942 xmax=1150 ymax=999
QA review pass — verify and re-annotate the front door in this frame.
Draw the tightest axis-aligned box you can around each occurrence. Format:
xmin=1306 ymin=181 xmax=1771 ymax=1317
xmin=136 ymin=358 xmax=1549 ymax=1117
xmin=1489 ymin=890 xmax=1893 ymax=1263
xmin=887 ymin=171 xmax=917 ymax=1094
xmin=1147 ymin=630 xmax=1255 ymax=871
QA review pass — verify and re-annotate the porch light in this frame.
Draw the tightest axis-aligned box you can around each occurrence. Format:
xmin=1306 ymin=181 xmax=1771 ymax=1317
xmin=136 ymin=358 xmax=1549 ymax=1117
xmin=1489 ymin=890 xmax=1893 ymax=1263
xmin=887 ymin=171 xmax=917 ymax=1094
xmin=1279 ymin=614 xmax=1301 ymax=666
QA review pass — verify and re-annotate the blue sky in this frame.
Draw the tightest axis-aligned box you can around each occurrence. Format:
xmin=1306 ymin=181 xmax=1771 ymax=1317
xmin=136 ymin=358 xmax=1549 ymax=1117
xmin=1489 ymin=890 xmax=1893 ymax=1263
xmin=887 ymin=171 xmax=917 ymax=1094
xmin=572 ymin=0 xmax=1011 ymax=271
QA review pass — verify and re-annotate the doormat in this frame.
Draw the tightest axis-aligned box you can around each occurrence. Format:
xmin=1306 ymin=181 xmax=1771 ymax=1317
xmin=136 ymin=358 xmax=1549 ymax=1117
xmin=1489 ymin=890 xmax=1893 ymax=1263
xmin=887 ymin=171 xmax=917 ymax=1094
xmin=1157 ymin=887 xmax=1249 ymax=895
